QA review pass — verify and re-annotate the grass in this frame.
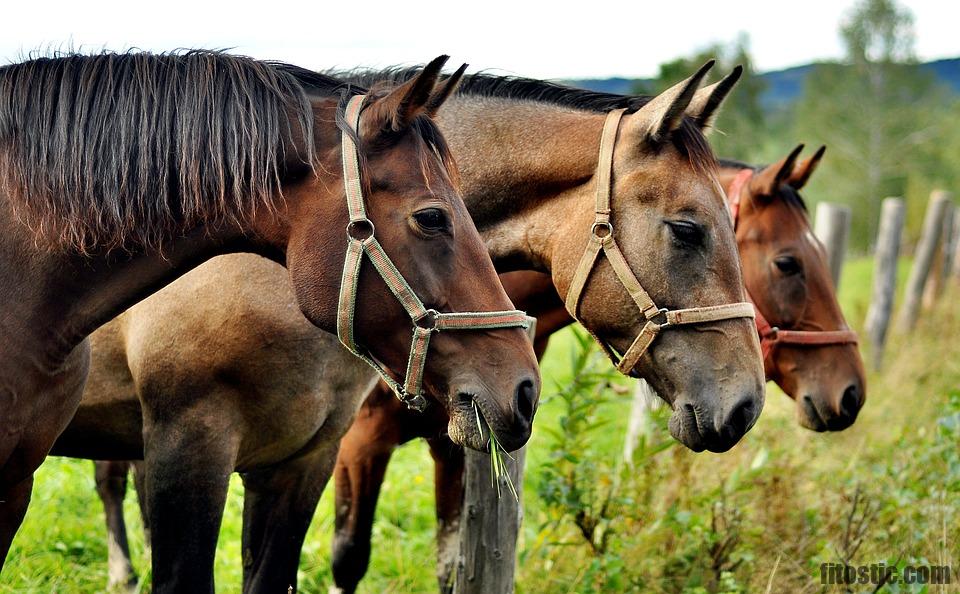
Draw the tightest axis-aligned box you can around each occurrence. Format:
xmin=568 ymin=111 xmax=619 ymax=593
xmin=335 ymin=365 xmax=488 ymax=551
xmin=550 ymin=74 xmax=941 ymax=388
xmin=474 ymin=399 xmax=519 ymax=501
xmin=2 ymin=256 xmax=958 ymax=593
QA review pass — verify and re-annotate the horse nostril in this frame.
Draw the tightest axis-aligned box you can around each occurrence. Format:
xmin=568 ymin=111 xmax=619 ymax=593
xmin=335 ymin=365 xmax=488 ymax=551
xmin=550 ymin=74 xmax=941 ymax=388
xmin=514 ymin=379 xmax=537 ymax=426
xmin=840 ymin=384 xmax=861 ymax=417
xmin=723 ymin=396 xmax=757 ymax=440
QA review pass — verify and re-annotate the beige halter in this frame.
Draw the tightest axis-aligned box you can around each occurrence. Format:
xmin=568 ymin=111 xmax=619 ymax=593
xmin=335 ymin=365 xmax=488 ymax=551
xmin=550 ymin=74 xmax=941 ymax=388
xmin=564 ymin=108 xmax=755 ymax=376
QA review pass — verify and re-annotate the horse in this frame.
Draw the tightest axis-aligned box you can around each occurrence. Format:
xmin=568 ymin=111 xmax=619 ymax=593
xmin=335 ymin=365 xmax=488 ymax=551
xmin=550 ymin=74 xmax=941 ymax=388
xmin=55 ymin=63 xmax=766 ymax=591
xmin=0 ymin=51 xmax=542 ymax=580
xmin=329 ymin=145 xmax=867 ymax=593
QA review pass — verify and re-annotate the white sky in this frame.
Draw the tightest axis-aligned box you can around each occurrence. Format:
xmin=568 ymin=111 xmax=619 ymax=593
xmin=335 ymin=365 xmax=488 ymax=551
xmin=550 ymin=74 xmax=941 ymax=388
xmin=1 ymin=0 xmax=957 ymax=79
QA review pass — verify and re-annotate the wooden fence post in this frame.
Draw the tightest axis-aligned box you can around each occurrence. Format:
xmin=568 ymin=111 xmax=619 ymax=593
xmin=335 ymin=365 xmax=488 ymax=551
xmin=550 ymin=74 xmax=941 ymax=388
xmin=897 ymin=191 xmax=952 ymax=332
xmin=864 ymin=198 xmax=905 ymax=371
xmin=621 ymin=380 xmax=660 ymax=464
xmin=942 ymin=204 xmax=959 ymax=280
xmin=953 ymin=214 xmax=960 ymax=281
xmin=814 ymin=202 xmax=852 ymax=289
xmin=923 ymin=201 xmax=955 ymax=307
xmin=455 ymin=447 xmax=525 ymax=594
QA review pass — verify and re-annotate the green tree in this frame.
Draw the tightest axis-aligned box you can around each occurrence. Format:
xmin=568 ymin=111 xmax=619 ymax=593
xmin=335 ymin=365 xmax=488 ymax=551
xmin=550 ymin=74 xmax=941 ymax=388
xmin=792 ymin=0 xmax=953 ymax=249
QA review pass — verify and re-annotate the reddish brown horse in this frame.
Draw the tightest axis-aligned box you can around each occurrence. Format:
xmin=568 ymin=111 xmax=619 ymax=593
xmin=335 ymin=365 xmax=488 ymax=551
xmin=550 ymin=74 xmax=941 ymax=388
xmin=65 ymin=64 xmax=767 ymax=592
xmin=329 ymin=145 xmax=867 ymax=593
xmin=0 ymin=52 xmax=542 ymax=579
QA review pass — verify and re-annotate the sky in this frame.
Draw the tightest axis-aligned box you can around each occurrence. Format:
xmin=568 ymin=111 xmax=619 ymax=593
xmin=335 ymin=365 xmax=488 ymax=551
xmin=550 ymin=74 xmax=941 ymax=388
xmin=1 ymin=0 xmax=957 ymax=79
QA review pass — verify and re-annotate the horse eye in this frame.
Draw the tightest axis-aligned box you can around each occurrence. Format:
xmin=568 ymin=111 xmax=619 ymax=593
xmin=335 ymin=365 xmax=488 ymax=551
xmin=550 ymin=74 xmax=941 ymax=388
xmin=413 ymin=208 xmax=448 ymax=232
xmin=666 ymin=220 xmax=704 ymax=247
xmin=774 ymin=255 xmax=802 ymax=276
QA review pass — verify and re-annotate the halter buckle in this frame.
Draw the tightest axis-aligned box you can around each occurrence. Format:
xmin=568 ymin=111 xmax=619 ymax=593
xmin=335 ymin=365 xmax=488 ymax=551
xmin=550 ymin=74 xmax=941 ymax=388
xmin=767 ymin=326 xmax=780 ymax=341
xmin=346 ymin=218 xmax=376 ymax=241
xmin=402 ymin=392 xmax=428 ymax=412
xmin=591 ymin=221 xmax=613 ymax=238
xmin=651 ymin=307 xmax=671 ymax=327
xmin=415 ymin=309 xmax=441 ymax=331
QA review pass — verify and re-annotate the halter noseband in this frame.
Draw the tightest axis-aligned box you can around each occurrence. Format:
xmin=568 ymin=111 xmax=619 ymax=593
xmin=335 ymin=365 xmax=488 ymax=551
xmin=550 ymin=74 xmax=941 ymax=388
xmin=337 ymin=95 xmax=533 ymax=412
xmin=564 ymin=108 xmax=756 ymax=376
xmin=727 ymin=168 xmax=858 ymax=368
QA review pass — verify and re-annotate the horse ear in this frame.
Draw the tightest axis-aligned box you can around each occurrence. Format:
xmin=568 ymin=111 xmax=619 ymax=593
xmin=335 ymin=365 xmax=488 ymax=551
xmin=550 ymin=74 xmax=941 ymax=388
xmin=787 ymin=145 xmax=826 ymax=190
xmin=425 ymin=63 xmax=467 ymax=116
xmin=365 ymin=55 xmax=449 ymax=134
xmin=748 ymin=144 xmax=804 ymax=197
xmin=628 ymin=60 xmax=715 ymax=145
xmin=686 ymin=65 xmax=742 ymax=133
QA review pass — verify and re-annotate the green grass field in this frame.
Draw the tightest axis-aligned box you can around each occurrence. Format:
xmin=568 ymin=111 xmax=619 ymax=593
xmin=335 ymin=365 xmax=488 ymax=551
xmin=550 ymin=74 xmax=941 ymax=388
xmin=2 ymin=257 xmax=958 ymax=593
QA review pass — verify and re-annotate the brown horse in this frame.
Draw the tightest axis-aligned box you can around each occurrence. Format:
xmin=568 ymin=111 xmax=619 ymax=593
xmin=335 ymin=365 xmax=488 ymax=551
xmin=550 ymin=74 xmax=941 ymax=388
xmin=0 ymin=51 xmax=542 ymax=582
xmin=328 ymin=146 xmax=867 ymax=593
xmin=57 ymin=64 xmax=765 ymax=591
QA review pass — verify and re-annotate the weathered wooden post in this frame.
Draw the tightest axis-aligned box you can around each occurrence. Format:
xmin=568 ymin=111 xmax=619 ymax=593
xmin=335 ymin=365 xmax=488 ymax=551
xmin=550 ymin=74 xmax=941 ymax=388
xmin=953 ymin=214 xmax=960 ymax=281
xmin=814 ymin=202 xmax=852 ymax=289
xmin=942 ymin=204 xmax=959 ymax=280
xmin=455 ymin=447 xmax=525 ymax=594
xmin=864 ymin=198 xmax=905 ymax=371
xmin=454 ymin=321 xmax=535 ymax=594
xmin=621 ymin=380 xmax=660 ymax=464
xmin=897 ymin=191 xmax=952 ymax=332
xmin=922 ymin=201 xmax=955 ymax=307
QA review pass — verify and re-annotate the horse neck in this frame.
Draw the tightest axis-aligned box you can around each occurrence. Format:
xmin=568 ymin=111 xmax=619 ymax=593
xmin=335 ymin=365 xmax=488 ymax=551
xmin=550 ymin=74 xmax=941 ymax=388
xmin=0 ymin=209 xmax=266 ymax=374
xmin=436 ymin=97 xmax=604 ymax=271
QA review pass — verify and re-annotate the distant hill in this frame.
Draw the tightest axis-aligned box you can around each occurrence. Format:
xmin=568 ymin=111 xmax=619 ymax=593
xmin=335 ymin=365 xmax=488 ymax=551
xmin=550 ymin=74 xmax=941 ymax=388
xmin=566 ymin=57 xmax=960 ymax=110
xmin=921 ymin=58 xmax=960 ymax=91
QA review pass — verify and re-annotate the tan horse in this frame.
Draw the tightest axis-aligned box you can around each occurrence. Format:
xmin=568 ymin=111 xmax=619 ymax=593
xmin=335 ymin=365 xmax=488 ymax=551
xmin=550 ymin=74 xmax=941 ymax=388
xmin=56 ymin=64 xmax=764 ymax=591
xmin=0 ymin=51 xmax=539 ymax=575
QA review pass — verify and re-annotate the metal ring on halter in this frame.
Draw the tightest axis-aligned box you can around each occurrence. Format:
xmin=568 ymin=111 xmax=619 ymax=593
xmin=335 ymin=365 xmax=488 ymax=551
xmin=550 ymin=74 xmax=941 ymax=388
xmin=415 ymin=309 xmax=441 ymax=331
xmin=346 ymin=219 xmax=376 ymax=241
xmin=650 ymin=307 xmax=671 ymax=327
xmin=591 ymin=221 xmax=613 ymax=238
xmin=768 ymin=327 xmax=780 ymax=340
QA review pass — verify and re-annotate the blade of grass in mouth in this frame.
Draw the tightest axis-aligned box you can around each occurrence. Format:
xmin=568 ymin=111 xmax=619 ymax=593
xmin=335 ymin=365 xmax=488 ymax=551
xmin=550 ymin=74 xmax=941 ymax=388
xmin=473 ymin=400 xmax=518 ymax=501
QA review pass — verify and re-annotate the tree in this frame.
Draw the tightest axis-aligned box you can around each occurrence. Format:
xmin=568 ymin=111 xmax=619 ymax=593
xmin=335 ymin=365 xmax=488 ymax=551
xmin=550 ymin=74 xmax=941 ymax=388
xmin=792 ymin=0 xmax=951 ymax=249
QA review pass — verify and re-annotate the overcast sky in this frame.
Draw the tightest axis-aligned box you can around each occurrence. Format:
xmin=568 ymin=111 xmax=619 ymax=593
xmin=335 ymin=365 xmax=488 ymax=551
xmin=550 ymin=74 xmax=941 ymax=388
xmin=1 ymin=0 xmax=956 ymax=79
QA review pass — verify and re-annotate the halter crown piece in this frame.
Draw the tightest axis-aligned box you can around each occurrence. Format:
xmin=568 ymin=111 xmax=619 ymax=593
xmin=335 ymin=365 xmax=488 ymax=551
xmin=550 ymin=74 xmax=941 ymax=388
xmin=336 ymin=95 xmax=533 ymax=412
xmin=564 ymin=108 xmax=756 ymax=376
xmin=727 ymin=168 xmax=858 ymax=368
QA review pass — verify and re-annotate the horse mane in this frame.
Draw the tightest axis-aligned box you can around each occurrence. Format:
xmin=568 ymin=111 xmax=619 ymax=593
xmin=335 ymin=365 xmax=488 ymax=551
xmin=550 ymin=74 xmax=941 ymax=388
xmin=336 ymin=67 xmax=717 ymax=175
xmin=718 ymin=158 xmax=809 ymax=213
xmin=0 ymin=51 xmax=359 ymax=253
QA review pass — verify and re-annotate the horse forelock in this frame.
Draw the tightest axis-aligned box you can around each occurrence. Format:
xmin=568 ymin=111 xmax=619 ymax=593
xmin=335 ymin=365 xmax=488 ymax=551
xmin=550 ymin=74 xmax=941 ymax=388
xmin=721 ymin=160 xmax=810 ymax=215
xmin=334 ymin=84 xmax=460 ymax=200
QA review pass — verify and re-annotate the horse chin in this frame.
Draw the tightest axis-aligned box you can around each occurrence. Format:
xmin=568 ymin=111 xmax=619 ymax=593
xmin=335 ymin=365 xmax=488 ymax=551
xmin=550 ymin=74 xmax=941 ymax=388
xmin=446 ymin=405 xmax=489 ymax=452
xmin=668 ymin=406 xmax=707 ymax=453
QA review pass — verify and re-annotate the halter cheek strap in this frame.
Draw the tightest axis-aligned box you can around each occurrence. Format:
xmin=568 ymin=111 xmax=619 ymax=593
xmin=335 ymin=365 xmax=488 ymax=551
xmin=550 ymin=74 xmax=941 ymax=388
xmin=337 ymin=95 xmax=533 ymax=411
xmin=726 ymin=168 xmax=858 ymax=370
xmin=727 ymin=167 xmax=753 ymax=225
xmin=564 ymin=108 xmax=755 ymax=376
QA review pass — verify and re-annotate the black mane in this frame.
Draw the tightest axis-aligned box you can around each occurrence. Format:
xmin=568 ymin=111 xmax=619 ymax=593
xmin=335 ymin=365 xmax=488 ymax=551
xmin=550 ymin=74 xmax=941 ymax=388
xmin=336 ymin=66 xmax=716 ymax=175
xmin=341 ymin=66 xmax=651 ymax=112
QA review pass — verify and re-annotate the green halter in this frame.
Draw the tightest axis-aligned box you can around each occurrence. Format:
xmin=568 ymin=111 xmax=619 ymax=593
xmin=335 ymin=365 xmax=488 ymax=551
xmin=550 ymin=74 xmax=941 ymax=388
xmin=336 ymin=95 xmax=533 ymax=412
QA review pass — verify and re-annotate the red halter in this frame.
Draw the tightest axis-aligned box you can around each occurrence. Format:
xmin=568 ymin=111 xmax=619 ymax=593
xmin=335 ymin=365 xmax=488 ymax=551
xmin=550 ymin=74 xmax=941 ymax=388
xmin=726 ymin=169 xmax=859 ymax=369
